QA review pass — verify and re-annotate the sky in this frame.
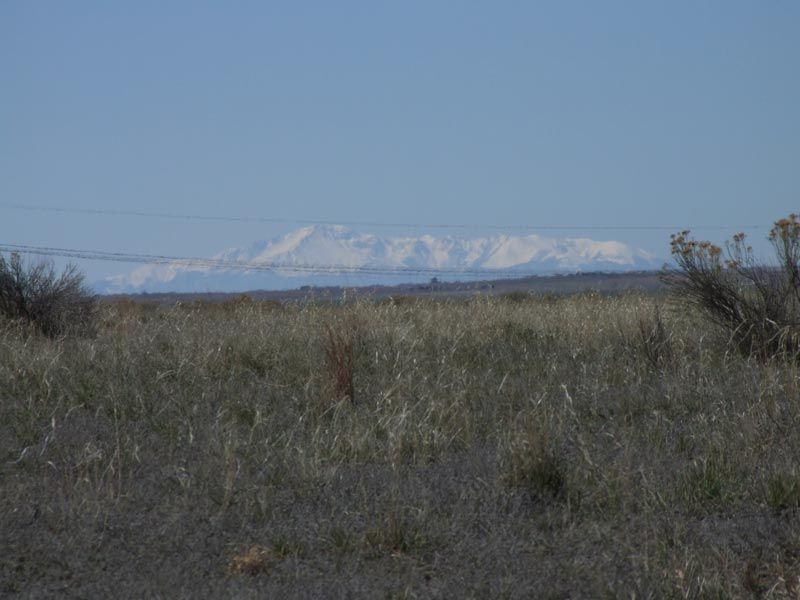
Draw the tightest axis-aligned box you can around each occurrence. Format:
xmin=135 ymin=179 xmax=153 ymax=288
xmin=1 ymin=1 xmax=798 ymax=282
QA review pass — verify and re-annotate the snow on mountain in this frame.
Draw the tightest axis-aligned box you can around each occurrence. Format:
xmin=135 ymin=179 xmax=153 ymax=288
xmin=98 ymin=225 xmax=659 ymax=294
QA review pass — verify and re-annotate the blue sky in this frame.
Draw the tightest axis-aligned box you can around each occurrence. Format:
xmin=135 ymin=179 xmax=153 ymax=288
xmin=1 ymin=2 xmax=798 ymax=280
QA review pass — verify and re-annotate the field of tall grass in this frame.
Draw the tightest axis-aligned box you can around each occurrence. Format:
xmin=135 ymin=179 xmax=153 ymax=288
xmin=3 ymin=291 xmax=800 ymax=597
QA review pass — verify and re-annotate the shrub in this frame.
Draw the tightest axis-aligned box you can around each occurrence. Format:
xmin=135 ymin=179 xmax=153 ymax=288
xmin=0 ymin=252 xmax=96 ymax=337
xmin=664 ymin=214 xmax=800 ymax=359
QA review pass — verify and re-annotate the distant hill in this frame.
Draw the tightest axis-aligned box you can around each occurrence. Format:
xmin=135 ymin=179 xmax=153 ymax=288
xmin=98 ymin=225 xmax=662 ymax=294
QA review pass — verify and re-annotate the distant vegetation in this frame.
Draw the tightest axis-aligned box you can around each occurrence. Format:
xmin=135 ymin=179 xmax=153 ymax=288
xmin=3 ymin=218 xmax=800 ymax=596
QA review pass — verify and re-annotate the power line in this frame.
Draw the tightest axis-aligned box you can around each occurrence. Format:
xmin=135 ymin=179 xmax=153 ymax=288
xmin=0 ymin=202 xmax=766 ymax=232
xmin=2 ymin=242 xmax=650 ymax=279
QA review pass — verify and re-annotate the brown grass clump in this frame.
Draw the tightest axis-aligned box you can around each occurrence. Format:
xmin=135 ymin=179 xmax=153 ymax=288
xmin=226 ymin=545 xmax=271 ymax=576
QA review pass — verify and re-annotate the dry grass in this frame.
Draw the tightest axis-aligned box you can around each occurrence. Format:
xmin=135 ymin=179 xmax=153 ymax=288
xmin=2 ymin=291 xmax=800 ymax=596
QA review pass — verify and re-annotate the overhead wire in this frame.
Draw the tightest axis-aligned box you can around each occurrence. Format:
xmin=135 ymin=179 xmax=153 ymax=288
xmin=1 ymin=203 xmax=770 ymax=282
xmin=0 ymin=242 xmax=643 ymax=279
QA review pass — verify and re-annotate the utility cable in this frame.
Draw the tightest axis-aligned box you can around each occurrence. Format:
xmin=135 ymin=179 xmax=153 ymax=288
xmin=0 ymin=242 xmax=664 ymax=279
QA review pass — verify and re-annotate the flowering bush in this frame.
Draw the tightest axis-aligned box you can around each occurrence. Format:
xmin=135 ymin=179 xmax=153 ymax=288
xmin=665 ymin=214 xmax=800 ymax=359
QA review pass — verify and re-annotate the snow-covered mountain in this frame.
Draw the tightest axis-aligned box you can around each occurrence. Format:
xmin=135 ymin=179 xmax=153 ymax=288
xmin=99 ymin=225 xmax=659 ymax=293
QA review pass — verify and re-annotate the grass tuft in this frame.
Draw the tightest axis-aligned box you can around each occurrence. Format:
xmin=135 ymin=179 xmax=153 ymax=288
xmin=226 ymin=545 xmax=271 ymax=576
xmin=766 ymin=473 xmax=800 ymax=511
xmin=499 ymin=412 xmax=567 ymax=499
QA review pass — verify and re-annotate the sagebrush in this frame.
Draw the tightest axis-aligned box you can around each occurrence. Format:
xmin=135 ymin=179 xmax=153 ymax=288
xmin=0 ymin=251 xmax=96 ymax=337
xmin=665 ymin=213 xmax=800 ymax=358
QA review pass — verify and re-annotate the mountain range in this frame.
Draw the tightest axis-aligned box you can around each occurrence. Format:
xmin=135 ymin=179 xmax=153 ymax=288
xmin=99 ymin=225 xmax=660 ymax=294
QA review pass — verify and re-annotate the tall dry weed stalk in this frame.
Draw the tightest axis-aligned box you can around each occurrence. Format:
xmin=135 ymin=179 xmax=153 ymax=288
xmin=323 ymin=320 xmax=357 ymax=402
